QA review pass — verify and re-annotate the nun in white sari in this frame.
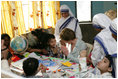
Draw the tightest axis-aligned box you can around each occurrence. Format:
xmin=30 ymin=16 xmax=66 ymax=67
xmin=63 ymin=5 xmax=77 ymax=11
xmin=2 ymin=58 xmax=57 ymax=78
xmin=91 ymin=13 xmax=117 ymax=77
xmin=109 ymin=18 xmax=117 ymax=78
xmin=54 ymin=4 xmax=82 ymax=42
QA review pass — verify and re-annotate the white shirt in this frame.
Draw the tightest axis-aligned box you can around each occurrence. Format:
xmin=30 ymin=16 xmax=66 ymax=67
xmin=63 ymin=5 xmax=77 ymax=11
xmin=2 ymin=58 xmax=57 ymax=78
xmin=1 ymin=59 xmax=12 ymax=72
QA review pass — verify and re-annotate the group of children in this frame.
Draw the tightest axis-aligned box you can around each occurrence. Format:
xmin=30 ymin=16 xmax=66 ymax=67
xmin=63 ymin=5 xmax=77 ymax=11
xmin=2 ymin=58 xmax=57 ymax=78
xmin=1 ymin=29 xmax=64 ymax=60
xmin=23 ymin=28 xmax=64 ymax=58
xmin=1 ymin=24 xmax=116 ymax=78
xmin=1 ymin=30 xmax=63 ymax=78
xmin=1 ymin=5 xmax=117 ymax=78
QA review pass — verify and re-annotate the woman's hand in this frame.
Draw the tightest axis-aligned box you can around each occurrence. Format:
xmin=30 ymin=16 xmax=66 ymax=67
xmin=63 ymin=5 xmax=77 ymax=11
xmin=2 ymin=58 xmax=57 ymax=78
xmin=61 ymin=45 xmax=69 ymax=56
xmin=80 ymin=50 xmax=87 ymax=58
xmin=60 ymin=40 xmax=66 ymax=46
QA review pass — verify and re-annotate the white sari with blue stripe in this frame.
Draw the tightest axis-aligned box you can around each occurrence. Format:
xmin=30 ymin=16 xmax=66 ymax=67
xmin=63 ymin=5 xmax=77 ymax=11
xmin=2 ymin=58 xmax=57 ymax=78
xmin=54 ymin=16 xmax=82 ymax=42
xmin=91 ymin=29 xmax=117 ymax=77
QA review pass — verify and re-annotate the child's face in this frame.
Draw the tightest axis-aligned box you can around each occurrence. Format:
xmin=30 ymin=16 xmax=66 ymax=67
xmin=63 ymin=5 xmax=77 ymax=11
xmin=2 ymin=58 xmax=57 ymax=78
xmin=49 ymin=38 xmax=56 ymax=48
xmin=4 ymin=37 xmax=10 ymax=47
xmin=97 ymin=57 xmax=111 ymax=73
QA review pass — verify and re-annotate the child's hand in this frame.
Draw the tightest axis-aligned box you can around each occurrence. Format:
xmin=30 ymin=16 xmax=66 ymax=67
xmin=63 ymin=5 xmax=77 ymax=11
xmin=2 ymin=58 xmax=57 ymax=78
xmin=53 ymin=46 xmax=58 ymax=54
xmin=39 ymin=63 xmax=47 ymax=73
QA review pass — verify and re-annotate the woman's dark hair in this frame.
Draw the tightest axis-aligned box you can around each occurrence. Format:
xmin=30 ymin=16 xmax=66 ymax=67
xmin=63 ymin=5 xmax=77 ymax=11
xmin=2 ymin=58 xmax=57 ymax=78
xmin=31 ymin=29 xmax=49 ymax=49
xmin=23 ymin=57 xmax=39 ymax=76
xmin=1 ymin=33 xmax=10 ymax=40
xmin=39 ymin=32 xmax=50 ymax=49
xmin=31 ymin=30 xmax=38 ymax=37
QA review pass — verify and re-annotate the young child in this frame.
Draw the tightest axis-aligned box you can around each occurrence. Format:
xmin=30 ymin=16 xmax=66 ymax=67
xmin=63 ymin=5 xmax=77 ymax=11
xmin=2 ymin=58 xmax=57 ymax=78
xmin=79 ymin=55 xmax=113 ymax=78
xmin=47 ymin=34 xmax=63 ymax=58
xmin=1 ymin=33 xmax=12 ymax=60
xmin=1 ymin=39 xmax=12 ymax=72
xmin=22 ymin=57 xmax=49 ymax=78
xmin=1 ymin=34 xmax=24 ymax=62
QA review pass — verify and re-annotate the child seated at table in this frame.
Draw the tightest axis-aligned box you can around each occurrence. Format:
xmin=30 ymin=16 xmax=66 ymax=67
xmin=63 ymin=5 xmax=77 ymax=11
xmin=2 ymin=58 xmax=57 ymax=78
xmin=1 ymin=33 xmax=25 ymax=62
xmin=22 ymin=57 xmax=49 ymax=78
xmin=47 ymin=34 xmax=63 ymax=58
xmin=79 ymin=55 xmax=113 ymax=78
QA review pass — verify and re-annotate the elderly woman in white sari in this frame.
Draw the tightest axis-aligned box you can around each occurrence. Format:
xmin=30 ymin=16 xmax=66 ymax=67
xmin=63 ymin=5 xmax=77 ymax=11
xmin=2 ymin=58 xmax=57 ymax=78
xmin=109 ymin=18 xmax=117 ymax=40
xmin=91 ymin=13 xmax=117 ymax=77
xmin=54 ymin=4 xmax=82 ymax=42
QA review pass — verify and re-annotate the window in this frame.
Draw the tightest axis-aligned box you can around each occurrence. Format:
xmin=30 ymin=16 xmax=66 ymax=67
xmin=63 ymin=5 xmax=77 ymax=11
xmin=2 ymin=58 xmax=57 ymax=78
xmin=22 ymin=1 xmax=60 ymax=31
xmin=77 ymin=1 xmax=91 ymax=22
xmin=22 ymin=1 xmax=29 ymax=31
